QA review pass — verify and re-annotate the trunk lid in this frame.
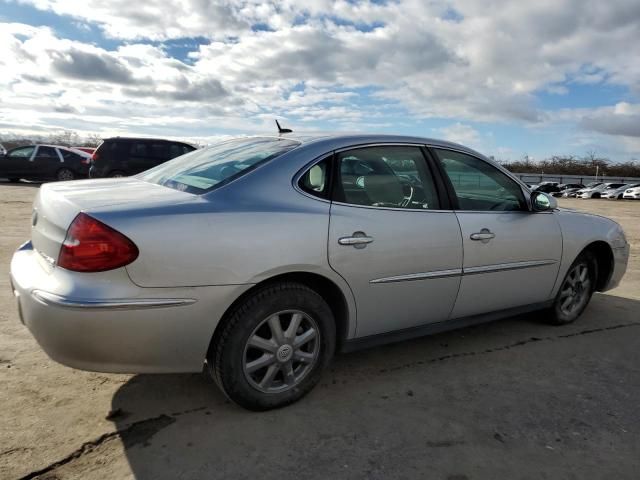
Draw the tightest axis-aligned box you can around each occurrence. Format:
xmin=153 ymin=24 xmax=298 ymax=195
xmin=31 ymin=178 xmax=195 ymax=264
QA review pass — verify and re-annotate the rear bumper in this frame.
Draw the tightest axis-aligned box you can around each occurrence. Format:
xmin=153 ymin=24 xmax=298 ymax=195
xmin=10 ymin=242 xmax=250 ymax=373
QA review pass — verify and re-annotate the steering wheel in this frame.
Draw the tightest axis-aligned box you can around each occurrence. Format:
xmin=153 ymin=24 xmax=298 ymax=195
xmin=399 ymin=180 xmax=415 ymax=208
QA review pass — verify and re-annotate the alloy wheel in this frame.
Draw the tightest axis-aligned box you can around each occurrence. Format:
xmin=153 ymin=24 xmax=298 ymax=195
xmin=558 ymin=262 xmax=592 ymax=317
xmin=243 ymin=310 xmax=320 ymax=394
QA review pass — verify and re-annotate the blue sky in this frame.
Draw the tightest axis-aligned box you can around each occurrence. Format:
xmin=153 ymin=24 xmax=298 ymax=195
xmin=1 ymin=0 xmax=639 ymax=161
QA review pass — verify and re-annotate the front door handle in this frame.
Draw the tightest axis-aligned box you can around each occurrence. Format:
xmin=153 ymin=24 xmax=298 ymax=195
xmin=339 ymin=231 xmax=374 ymax=249
xmin=470 ymin=228 xmax=495 ymax=243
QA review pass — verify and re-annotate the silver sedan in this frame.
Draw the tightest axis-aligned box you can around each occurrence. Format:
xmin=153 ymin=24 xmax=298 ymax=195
xmin=10 ymin=134 xmax=630 ymax=410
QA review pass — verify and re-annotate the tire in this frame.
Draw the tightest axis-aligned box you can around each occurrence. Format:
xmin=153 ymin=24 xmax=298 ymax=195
xmin=56 ymin=168 xmax=75 ymax=181
xmin=592 ymin=193 xmax=600 ymax=199
xmin=208 ymin=282 xmax=336 ymax=411
xmin=546 ymin=251 xmax=597 ymax=325
xmin=109 ymin=171 xmax=125 ymax=178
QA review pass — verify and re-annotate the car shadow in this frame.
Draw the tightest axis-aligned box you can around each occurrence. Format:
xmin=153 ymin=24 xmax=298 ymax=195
xmin=107 ymin=293 xmax=640 ymax=479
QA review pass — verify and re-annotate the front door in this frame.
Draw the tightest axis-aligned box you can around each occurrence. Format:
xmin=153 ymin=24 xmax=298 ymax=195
xmin=327 ymin=145 xmax=463 ymax=337
xmin=432 ymin=148 xmax=562 ymax=319
xmin=2 ymin=146 xmax=36 ymax=179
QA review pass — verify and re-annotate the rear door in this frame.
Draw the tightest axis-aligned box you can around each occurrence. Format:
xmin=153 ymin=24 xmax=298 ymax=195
xmin=432 ymin=148 xmax=562 ymax=319
xmin=327 ymin=145 xmax=463 ymax=337
xmin=31 ymin=146 xmax=62 ymax=179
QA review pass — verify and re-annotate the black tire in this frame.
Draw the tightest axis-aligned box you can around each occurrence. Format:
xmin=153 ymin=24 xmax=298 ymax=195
xmin=56 ymin=168 xmax=75 ymax=181
xmin=546 ymin=251 xmax=597 ymax=325
xmin=592 ymin=193 xmax=600 ymax=199
xmin=208 ymin=282 xmax=336 ymax=411
xmin=109 ymin=171 xmax=126 ymax=178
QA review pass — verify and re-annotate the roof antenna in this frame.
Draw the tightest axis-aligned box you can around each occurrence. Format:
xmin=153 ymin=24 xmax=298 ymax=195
xmin=276 ymin=119 xmax=292 ymax=134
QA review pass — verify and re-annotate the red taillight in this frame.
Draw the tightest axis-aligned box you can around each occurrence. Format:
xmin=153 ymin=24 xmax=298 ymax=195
xmin=58 ymin=213 xmax=139 ymax=272
xmin=91 ymin=151 xmax=99 ymax=162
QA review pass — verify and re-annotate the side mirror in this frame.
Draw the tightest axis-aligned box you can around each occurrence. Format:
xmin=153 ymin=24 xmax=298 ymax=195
xmin=531 ymin=191 xmax=557 ymax=212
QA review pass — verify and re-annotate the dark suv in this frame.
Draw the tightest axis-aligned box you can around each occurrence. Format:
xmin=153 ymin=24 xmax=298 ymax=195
xmin=89 ymin=137 xmax=196 ymax=178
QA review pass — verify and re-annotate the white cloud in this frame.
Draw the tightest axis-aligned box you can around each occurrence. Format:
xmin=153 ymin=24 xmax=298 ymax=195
xmin=1 ymin=1 xmax=639 ymax=157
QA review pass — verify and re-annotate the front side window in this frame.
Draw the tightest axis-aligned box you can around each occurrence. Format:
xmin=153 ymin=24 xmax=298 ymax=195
xmin=139 ymin=137 xmax=300 ymax=194
xmin=434 ymin=149 xmax=526 ymax=211
xmin=334 ymin=146 xmax=440 ymax=210
xmin=8 ymin=146 xmax=35 ymax=159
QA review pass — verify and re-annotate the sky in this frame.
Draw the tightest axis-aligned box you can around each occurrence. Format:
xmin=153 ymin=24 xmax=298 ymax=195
xmin=1 ymin=0 xmax=639 ymax=161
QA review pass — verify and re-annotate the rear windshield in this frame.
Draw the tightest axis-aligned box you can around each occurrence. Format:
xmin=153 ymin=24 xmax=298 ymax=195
xmin=138 ymin=137 xmax=300 ymax=194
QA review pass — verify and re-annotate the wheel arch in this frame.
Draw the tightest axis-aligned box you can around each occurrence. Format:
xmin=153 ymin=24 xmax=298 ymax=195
xmin=207 ymin=271 xmax=354 ymax=360
xmin=581 ymin=240 xmax=614 ymax=291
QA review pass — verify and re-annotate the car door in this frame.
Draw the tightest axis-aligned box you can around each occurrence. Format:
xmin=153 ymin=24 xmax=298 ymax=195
xmin=31 ymin=146 xmax=62 ymax=179
xmin=432 ymin=148 xmax=562 ymax=319
xmin=2 ymin=146 xmax=36 ymax=178
xmin=327 ymin=145 xmax=463 ymax=337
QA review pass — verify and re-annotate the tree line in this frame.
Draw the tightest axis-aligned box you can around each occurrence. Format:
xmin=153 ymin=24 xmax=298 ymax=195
xmin=500 ymin=151 xmax=640 ymax=177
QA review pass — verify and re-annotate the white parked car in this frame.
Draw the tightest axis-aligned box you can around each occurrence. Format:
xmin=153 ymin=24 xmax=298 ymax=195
xmin=622 ymin=185 xmax=640 ymax=199
xmin=576 ymin=183 xmax=627 ymax=199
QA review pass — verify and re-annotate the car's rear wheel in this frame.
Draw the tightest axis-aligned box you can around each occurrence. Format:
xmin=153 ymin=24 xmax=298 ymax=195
xmin=546 ymin=251 xmax=597 ymax=325
xmin=56 ymin=168 xmax=75 ymax=181
xmin=209 ymin=282 xmax=336 ymax=410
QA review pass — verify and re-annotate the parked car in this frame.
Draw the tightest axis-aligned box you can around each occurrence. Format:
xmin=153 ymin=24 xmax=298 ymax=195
xmin=622 ymin=185 xmax=640 ymax=199
xmin=603 ymin=183 xmax=639 ymax=200
xmin=576 ymin=183 xmax=627 ymax=199
xmin=89 ymin=137 xmax=196 ymax=178
xmin=1 ymin=144 xmax=91 ymax=182
xmin=560 ymin=187 xmax=583 ymax=198
xmin=532 ymin=181 xmax=560 ymax=193
xmin=551 ymin=183 xmax=585 ymax=197
xmin=10 ymin=135 xmax=629 ymax=410
xmin=0 ymin=143 xmax=6 ymax=156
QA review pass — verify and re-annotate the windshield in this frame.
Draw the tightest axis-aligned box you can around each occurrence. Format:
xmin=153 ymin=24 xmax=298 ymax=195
xmin=139 ymin=137 xmax=300 ymax=194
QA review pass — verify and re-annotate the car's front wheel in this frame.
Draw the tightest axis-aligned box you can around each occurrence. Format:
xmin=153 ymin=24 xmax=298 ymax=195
xmin=209 ymin=282 xmax=336 ymax=410
xmin=547 ymin=251 xmax=597 ymax=325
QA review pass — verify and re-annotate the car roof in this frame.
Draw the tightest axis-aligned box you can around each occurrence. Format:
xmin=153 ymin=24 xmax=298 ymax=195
xmin=103 ymin=137 xmax=193 ymax=144
xmin=265 ymin=133 xmax=487 ymax=158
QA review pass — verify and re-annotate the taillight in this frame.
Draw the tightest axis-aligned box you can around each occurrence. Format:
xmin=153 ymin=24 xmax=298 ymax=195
xmin=91 ymin=151 xmax=99 ymax=162
xmin=58 ymin=213 xmax=139 ymax=272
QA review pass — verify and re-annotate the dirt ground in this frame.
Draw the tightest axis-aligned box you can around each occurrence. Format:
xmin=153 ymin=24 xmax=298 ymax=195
xmin=1 ymin=182 xmax=639 ymax=480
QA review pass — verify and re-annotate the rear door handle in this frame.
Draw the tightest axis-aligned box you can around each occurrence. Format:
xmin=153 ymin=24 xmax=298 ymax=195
xmin=339 ymin=232 xmax=374 ymax=249
xmin=470 ymin=229 xmax=495 ymax=243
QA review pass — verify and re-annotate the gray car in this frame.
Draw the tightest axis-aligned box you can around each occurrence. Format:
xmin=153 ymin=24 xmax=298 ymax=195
xmin=10 ymin=134 xmax=630 ymax=410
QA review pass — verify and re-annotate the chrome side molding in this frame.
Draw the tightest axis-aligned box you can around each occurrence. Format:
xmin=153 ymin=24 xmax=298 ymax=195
xmin=31 ymin=290 xmax=196 ymax=310
xmin=463 ymin=259 xmax=557 ymax=275
xmin=370 ymin=260 xmax=557 ymax=284
xmin=370 ymin=268 xmax=463 ymax=284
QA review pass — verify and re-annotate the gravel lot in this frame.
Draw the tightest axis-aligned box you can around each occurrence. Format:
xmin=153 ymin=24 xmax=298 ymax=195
xmin=1 ymin=182 xmax=639 ymax=480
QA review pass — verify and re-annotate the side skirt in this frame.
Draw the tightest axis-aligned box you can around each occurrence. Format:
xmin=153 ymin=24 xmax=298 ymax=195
xmin=340 ymin=301 xmax=553 ymax=353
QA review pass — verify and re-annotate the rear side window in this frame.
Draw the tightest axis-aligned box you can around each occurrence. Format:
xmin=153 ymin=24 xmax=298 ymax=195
xmin=139 ymin=137 xmax=300 ymax=194
xmin=60 ymin=150 xmax=83 ymax=161
xmin=150 ymin=143 xmax=168 ymax=159
xmin=37 ymin=146 xmax=58 ymax=159
xmin=169 ymin=143 xmax=191 ymax=159
xmin=299 ymin=157 xmax=331 ymax=199
xmin=130 ymin=142 xmax=148 ymax=156
xmin=434 ymin=149 xmax=526 ymax=211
